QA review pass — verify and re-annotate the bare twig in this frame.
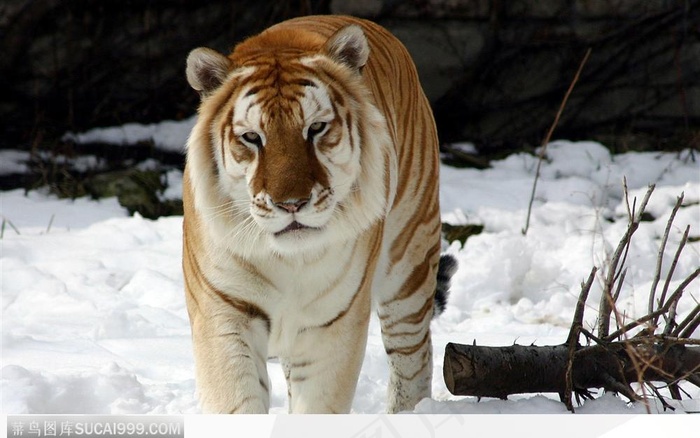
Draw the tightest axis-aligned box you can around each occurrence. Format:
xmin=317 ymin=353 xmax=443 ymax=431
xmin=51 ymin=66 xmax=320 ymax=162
xmin=649 ymin=193 xmax=685 ymax=317
xmin=621 ymin=340 xmax=653 ymax=414
xmin=678 ymin=306 xmax=700 ymax=339
xmin=45 ymin=213 xmax=56 ymax=234
xmin=1 ymin=216 xmax=21 ymax=238
xmin=612 ymin=268 xmax=627 ymax=302
xmin=625 ymin=335 xmax=700 ymax=346
xmin=579 ymin=327 xmax=606 ymax=345
xmin=662 ymin=224 xmax=691 ymax=335
xmin=623 ymin=177 xmax=634 ymax=221
xmin=602 ymin=373 xmax=641 ymax=402
xmin=598 ymin=184 xmax=655 ymax=338
xmin=605 ymin=267 xmax=700 ymax=341
xmin=522 ymin=48 xmax=592 ymax=236
xmin=687 ymin=374 xmax=700 ymax=388
xmin=564 ymin=266 xmax=597 ymax=412
xmin=567 ymin=267 xmax=598 ymax=345
xmin=603 ymin=182 xmax=643 ymax=338
xmin=648 ymin=384 xmax=677 ymax=409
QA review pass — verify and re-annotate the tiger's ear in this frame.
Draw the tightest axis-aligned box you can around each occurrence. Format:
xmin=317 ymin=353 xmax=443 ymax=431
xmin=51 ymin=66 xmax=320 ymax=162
xmin=186 ymin=47 xmax=232 ymax=96
xmin=323 ymin=25 xmax=369 ymax=72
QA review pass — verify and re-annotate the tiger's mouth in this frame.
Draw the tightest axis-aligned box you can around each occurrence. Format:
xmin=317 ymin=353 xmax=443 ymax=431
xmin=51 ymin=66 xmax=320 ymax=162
xmin=273 ymin=221 xmax=319 ymax=237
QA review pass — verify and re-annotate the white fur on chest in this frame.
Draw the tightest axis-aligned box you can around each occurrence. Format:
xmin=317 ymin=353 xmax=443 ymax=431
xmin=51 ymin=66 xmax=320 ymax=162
xmin=202 ymin=226 xmax=373 ymax=358
xmin=257 ymin=241 xmax=369 ymax=357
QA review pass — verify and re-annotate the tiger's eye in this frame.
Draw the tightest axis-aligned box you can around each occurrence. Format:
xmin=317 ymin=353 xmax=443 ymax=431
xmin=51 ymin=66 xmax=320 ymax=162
xmin=242 ymin=131 xmax=262 ymax=146
xmin=308 ymin=122 xmax=326 ymax=138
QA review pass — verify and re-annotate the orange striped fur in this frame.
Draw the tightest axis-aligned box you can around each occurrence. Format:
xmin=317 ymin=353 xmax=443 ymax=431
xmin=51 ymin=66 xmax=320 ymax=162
xmin=183 ymin=15 xmax=441 ymax=413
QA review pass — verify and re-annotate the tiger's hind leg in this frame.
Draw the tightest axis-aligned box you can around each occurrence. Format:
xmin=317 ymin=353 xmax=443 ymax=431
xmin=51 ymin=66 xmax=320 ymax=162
xmin=376 ymin=241 xmax=442 ymax=413
xmin=377 ymin=302 xmax=435 ymax=413
xmin=377 ymin=252 xmax=456 ymax=413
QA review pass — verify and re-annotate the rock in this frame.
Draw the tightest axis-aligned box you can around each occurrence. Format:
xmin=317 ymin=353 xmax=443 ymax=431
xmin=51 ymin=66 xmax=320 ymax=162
xmin=330 ymin=0 xmax=383 ymax=17
xmin=442 ymin=223 xmax=484 ymax=248
xmin=86 ymin=169 xmax=182 ymax=219
xmin=2 ymin=0 xmax=697 ymax=158
xmin=383 ymin=20 xmax=485 ymax=102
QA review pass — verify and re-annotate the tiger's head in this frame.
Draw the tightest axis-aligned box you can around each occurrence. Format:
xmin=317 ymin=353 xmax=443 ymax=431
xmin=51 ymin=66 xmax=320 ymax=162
xmin=185 ymin=25 xmax=393 ymax=257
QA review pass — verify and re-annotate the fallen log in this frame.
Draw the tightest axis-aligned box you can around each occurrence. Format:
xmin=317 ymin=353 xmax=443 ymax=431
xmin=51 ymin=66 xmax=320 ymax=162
xmin=443 ymin=341 xmax=700 ymax=401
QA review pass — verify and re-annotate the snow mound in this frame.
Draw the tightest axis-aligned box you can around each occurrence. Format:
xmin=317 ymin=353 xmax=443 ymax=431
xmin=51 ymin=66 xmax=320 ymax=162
xmin=2 ymin=136 xmax=699 ymax=414
xmin=63 ymin=117 xmax=196 ymax=153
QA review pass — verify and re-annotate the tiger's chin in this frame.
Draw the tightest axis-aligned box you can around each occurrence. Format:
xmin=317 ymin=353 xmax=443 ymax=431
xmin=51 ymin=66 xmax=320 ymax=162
xmin=263 ymin=220 xmax=331 ymax=256
xmin=273 ymin=221 xmax=320 ymax=237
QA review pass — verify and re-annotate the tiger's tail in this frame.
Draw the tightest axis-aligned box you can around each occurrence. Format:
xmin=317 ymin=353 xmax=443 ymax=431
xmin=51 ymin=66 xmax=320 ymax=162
xmin=433 ymin=254 xmax=457 ymax=317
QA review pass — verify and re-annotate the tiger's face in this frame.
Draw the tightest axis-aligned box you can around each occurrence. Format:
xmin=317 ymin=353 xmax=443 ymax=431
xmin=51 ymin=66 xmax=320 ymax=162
xmin=186 ymin=26 xmax=388 ymax=256
xmin=222 ymin=67 xmax=361 ymax=251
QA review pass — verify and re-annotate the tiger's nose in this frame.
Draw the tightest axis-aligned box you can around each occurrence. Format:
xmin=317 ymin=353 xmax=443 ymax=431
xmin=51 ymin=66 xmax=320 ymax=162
xmin=274 ymin=198 xmax=309 ymax=213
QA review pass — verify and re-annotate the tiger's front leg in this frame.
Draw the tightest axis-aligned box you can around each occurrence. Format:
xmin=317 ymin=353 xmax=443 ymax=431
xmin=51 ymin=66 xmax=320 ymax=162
xmin=282 ymin=285 xmax=372 ymax=414
xmin=187 ymin=288 xmax=272 ymax=413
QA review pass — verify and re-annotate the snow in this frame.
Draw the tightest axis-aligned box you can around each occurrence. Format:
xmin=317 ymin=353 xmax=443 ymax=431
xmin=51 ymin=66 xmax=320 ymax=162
xmin=2 ymin=125 xmax=699 ymax=415
xmin=62 ymin=117 xmax=196 ymax=153
xmin=0 ymin=150 xmax=31 ymax=176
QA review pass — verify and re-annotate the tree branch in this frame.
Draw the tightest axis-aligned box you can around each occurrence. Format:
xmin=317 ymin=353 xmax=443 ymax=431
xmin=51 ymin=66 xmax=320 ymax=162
xmin=563 ymin=266 xmax=597 ymax=411
xmin=598 ymin=184 xmax=655 ymax=338
xmin=605 ymin=267 xmax=700 ymax=341
xmin=677 ymin=305 xmax=700 ymax=339
xmin=661 ymin=224 xmax=690 ymax=335
xmin=522 ymin=48 xmax=592 ymax=236
xmin=649 ymin=192 xmax=684 ymax=316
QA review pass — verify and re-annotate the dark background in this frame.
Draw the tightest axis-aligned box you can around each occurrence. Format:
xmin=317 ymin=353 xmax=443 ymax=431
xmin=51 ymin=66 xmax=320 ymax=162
xmin=1 ymin=0 xmax=698 ymax=196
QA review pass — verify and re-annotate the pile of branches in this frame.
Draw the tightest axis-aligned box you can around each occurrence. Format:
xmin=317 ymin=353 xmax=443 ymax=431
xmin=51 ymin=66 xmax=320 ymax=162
xmin=443 ymin=183 xmax=700 ymax=412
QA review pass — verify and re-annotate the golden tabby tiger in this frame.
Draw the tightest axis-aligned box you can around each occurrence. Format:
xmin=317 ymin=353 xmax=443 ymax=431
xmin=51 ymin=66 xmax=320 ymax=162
xmin=183 ymin=15 xmax=454 ymax=414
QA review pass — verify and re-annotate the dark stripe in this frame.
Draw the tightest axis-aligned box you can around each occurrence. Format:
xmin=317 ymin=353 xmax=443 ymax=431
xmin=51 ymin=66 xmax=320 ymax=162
xmin=243 ymin=99 xmax=255 ymax=121
xmin=229 ymin=396 xmax=255 ymax=414
xmin=230 ymin=253 xmax=276 ymax=288
xmin=384 ymin=241 xmax=441 ymax=305
xmin=220 ymin=123 xmax=229 ymax=169
xmin=259 ymin=377 xmax=269 ymax=393
xmin=213 ymin=288 xmax=271 ymax=333
xmin=183 ymin=228 xmax=205 ymax=313
xmin=197 ymin=78 xmax=240 ymax=179
xmin=217 ymin=332 xmax=244 ymax=338
xmin=299 ymin=242 xmax=355 ymax=309
xmin=381 ymin=326 xmax=425 ymax=338
xmin=245 ymin=85 xmax=264 ymax=97
xmin=313 ymin=188 xmax=331 ymax=207
xmin=381 ymin=294 xmax=434 ymax=331
xmin=345 ymin=111 xmax=355 ymax=153
xmin=315 ymin=286 xmax=360 ymax=329
xmin=315 ymin=65 xmax=362 ymax=109
xmin=382 ymin=151 xmax=392 ymax=206
xmin=396 ymin=348 xmax=431 ymax=381
xmin=389 ymin=211 xmax=439 ymax=272
xmin=385 ymin=328 xmax=430 ymax=356
xmin=293 ymin=78 xmax=318 ymax=88
xmin=300 ymin=230 xmax=379 ymax=332
xmin=326 ymin=83 xmax=346 ymax=107
xmin=184 ymin=230 xmax=271 ymax=333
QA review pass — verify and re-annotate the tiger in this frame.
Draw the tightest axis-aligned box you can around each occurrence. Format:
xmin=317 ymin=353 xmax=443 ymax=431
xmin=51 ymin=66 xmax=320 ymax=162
xmin=182 ymin=14 xmax=456 ymax=414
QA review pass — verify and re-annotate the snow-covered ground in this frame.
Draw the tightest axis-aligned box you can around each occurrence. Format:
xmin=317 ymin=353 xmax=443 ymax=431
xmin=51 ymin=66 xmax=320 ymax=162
xmin=2 ymin=119 xmax=699 ymax=415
